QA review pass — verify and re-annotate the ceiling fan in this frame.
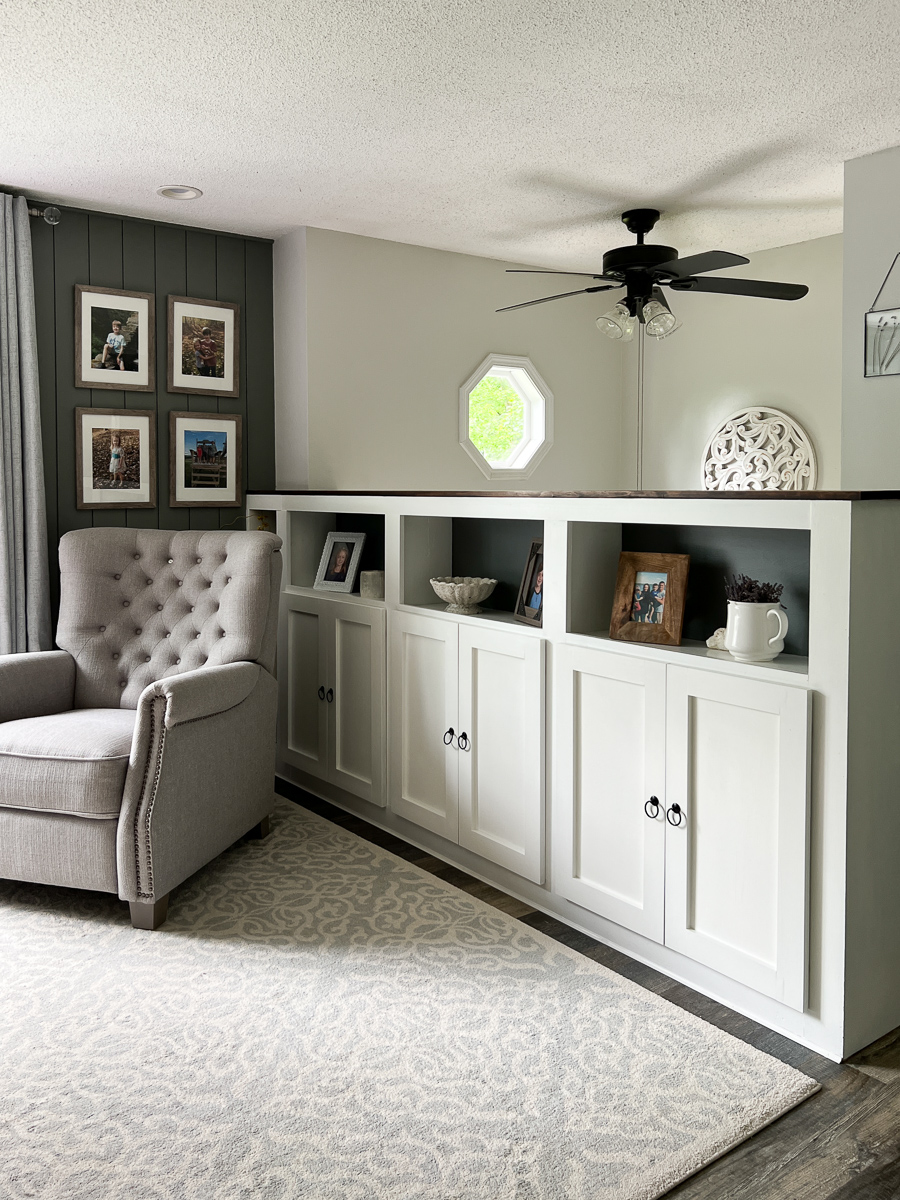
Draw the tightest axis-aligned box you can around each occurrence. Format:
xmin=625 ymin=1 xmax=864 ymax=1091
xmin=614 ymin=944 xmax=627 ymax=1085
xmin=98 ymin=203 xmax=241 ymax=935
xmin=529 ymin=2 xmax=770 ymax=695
xmin=497 ymin=208 xmax=809 ymax=340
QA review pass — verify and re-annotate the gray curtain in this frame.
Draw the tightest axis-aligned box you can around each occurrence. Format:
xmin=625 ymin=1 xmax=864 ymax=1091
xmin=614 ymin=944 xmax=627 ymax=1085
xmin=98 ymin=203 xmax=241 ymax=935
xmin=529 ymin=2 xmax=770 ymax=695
xmin=0 ymin=194 xmax=51 ymax=653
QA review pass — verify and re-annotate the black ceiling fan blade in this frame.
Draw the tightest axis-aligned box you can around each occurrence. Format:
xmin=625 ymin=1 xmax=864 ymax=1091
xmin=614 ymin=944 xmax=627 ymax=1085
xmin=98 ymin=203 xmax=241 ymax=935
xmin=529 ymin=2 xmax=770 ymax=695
xmin=506 ymin=269 xmax=618 ymax=281
xmin=656 ymin=250 xmax=749 ymax=278
xmin=496 ymin=284 xmax=621 ymax=312
xmin=667 ymin=275 xmax=809 ymax=300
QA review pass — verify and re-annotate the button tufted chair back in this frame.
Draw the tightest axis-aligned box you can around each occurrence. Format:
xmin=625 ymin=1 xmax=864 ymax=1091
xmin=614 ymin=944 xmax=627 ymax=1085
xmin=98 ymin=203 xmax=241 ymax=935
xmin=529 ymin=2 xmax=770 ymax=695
xmin=56 ymin=529 xmax=282 ymax=709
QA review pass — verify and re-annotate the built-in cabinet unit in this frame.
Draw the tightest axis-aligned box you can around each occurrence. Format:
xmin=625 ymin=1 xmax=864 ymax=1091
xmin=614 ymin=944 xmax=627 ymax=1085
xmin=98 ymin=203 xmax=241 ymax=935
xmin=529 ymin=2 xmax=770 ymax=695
xmin=252 ymin=489 xmax=900 ymax=1063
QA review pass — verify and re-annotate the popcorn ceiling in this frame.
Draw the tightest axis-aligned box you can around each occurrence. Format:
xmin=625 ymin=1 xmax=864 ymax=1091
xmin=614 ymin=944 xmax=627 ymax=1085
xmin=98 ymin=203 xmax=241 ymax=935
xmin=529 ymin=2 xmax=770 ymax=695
xmin=0 ymin=0 xmax=896 ymax=268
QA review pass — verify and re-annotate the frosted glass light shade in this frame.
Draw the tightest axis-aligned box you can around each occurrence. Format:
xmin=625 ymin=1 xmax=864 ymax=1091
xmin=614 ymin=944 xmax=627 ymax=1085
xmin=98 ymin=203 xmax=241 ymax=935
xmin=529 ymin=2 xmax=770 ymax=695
xmin=596 ymin=303 xmax=636 ymax=341
xmin=643 ymin=299 xmax=681 ymax=338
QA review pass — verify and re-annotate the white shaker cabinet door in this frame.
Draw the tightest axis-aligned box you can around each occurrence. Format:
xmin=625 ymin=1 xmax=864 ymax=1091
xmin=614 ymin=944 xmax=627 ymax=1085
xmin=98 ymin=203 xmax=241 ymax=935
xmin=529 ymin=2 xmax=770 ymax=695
xmin=457 ymin=625 xmax=545 ymax=884
xmin=329 ymin=601 xmax=386 ymax=807
xmin=282 ymin=594 xmax=331 ymax=783
xmin=389 ymin=612 xmax=460 ymax=840
xmin=664 ymin=666 xmax=810 ymax=1011
xmin=553 ymin=646 xmax=666 ymax=943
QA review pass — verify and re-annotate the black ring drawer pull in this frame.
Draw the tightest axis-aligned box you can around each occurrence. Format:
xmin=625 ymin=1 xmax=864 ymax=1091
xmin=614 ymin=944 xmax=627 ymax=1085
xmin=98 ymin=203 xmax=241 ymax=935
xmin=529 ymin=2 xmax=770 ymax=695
xmin=644 ymin=796 xmax=661 ymax=819
xmin=443 ymin=727 xmax=455 ymax=745
xmin=666 ymin=803 xmax=684 ymax=827
xmin=326 ymin=688 xmax=334 ymax=703
xmin=317 ymin=685 xmax=325 ymax=700
xmin=457 ymin=732 xmax=470 ymax=751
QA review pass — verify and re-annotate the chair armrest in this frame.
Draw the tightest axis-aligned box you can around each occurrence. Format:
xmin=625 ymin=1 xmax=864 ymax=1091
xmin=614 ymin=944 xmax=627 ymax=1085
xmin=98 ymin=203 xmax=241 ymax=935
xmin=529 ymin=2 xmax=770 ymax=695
xmin=137 ymin=661 xmax=261 ymax=728
xmin=0 ymin=651 xmax=76 ymax=723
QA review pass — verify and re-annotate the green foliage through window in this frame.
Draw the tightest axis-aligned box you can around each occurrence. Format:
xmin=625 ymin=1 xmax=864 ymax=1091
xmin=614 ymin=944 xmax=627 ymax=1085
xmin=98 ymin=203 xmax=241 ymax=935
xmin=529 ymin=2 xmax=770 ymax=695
xmin=468 ymin=375 xmax=525 ymax=465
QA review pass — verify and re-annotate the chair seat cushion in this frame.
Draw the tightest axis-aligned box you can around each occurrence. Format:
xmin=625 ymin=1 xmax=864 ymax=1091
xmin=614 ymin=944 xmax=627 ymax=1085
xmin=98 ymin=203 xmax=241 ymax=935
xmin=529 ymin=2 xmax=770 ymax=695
xmin=0 ymin=709 xmax=136 ymax=818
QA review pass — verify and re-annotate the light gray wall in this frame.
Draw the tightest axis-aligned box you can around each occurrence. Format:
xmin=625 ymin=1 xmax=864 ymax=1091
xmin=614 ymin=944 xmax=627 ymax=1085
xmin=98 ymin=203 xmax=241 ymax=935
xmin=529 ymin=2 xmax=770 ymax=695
xmin=639 ymin=235 xmax=843 ymax=491
xmin=274 ymin=226 xmax=843 ymax=494
xmin=842 ymin=146 xmax=900 ymax=489
xmin=274 ymin=227 xmax=309 ymax=490
xmin=284 ymin=227 xmax=628 ymax=492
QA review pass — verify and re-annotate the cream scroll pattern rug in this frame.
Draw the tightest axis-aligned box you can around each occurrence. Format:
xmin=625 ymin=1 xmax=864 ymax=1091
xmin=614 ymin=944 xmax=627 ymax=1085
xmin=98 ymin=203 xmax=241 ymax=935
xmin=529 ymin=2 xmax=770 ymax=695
xmin=0 ymin=799 xmax=817 ymax=1200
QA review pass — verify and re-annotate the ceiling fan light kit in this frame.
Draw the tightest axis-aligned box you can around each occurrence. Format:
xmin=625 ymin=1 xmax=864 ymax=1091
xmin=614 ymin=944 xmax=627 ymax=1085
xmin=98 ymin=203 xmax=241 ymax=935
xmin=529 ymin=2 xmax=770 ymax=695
xmin=499 ymin=208 xmax=810 ymax=337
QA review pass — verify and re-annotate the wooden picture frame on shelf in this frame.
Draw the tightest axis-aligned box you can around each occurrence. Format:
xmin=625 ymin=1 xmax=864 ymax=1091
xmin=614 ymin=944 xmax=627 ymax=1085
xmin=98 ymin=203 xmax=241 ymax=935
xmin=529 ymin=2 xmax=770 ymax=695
xmin=314 ymin=532 xmax=367 ymax=593
xmin=609 ymin=551 xmax=690 ymax=646
xmin=514 ymin=539 xmax=544 ymax=627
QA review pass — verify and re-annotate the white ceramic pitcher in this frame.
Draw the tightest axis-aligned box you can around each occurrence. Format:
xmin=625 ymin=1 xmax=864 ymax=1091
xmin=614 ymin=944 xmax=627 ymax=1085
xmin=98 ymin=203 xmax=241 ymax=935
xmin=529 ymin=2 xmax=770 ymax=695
xmin=724 ymin=600 xmax=788 ymax=662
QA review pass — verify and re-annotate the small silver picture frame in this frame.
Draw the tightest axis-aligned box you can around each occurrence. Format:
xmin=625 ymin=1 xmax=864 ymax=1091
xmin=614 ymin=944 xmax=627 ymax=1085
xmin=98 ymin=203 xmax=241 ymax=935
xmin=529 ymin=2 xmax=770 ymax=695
xmin=313 ymin=532 xmax=366 ymax=592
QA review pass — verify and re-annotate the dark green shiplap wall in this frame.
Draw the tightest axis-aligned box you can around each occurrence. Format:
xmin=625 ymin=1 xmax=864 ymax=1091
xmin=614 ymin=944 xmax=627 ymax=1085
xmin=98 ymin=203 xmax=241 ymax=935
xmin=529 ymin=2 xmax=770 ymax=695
xmin=29 ymin=208 xmax=275 ymax=611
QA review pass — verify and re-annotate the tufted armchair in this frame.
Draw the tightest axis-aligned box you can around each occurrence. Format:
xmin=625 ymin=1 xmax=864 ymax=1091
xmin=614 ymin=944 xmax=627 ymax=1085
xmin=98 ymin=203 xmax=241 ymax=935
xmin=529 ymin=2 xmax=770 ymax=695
xmin=0 ymin=528 xmax=282 ymax=929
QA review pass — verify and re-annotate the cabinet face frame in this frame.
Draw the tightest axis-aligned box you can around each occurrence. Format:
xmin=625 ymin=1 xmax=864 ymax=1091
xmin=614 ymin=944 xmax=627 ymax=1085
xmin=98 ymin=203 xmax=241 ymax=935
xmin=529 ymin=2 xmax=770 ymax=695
xmin=457 ymin=624 xmax=546 ymax=883
xmin=553 ymin=646 xmax=667 ymax=942
xmin=664 ymin=665 xmax=810 ymax=1012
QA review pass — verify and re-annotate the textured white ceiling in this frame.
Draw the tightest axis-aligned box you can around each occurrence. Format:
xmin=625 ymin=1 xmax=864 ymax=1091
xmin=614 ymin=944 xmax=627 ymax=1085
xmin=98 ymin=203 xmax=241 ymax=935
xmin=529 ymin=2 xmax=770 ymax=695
xmin=2 ymin=1 xmax=898 ymax=269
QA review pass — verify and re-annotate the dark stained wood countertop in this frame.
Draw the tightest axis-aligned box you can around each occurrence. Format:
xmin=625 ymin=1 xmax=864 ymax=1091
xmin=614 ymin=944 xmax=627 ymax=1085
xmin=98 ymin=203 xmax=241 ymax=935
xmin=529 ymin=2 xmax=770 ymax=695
xmin=247 ymin=489 xmax=900 ymax=501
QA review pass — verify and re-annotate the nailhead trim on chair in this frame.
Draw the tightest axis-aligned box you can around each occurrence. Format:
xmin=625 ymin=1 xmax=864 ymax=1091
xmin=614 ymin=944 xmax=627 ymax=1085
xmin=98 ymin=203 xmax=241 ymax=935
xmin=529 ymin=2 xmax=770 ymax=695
xmin=133 ymin=696 xmax=167 ymax=900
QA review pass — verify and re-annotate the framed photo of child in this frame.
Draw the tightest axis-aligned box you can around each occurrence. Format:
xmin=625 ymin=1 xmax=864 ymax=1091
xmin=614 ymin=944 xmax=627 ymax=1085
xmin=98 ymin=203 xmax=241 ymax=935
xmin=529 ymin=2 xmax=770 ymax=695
xmin=75 ymin=408 xmax=156 ymax=509
xmin=74 ymin=285 xmax=155 ymax=391
xmin=167 ymin=296 xmax=240 ymax=397
xmin=609 ymin=551 xmax=690 ymax=646
xmin=313 ymin=532 xmax=367 ymax=593
xmin=514 ymin=539 xmax=544 ymax=627
xmin=169 ymin=412 xmax=242 ymax=507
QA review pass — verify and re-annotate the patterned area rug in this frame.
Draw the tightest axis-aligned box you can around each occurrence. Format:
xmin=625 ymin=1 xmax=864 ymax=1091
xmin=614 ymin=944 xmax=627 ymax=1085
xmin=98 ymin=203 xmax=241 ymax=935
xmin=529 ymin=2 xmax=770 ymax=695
xmin=0 ymin=799 xmax=817 ymax=1200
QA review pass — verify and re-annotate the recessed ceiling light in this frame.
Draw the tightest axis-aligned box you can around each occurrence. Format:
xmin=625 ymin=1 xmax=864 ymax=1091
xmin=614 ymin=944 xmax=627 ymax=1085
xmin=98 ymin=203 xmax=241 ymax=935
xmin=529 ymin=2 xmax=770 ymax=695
xmin=156 ymin=184 xmax=203 ymax=200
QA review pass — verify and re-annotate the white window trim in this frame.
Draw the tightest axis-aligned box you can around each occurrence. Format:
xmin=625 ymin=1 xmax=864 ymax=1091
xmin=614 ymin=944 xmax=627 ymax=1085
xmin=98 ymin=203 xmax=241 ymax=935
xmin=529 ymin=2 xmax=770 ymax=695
xmin=459 ymin=353 xmax=554 ymax=480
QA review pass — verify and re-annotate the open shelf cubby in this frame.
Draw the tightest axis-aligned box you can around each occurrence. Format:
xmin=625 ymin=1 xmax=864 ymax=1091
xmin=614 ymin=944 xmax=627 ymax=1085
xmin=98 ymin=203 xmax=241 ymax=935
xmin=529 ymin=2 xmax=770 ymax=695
xmin=567 ymin=520 xmax=811 ymax=658
xmin=402 ymin=515 xmax=543 ymax=617
xmin=288 ymin=510 xmax=386 ymax=595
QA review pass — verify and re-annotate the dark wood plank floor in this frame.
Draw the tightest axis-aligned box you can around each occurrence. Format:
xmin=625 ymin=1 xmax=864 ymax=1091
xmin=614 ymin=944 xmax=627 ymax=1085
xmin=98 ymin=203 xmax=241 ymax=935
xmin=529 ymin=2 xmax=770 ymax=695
xmin=278 ymin=782 xmax=900 ymax=1200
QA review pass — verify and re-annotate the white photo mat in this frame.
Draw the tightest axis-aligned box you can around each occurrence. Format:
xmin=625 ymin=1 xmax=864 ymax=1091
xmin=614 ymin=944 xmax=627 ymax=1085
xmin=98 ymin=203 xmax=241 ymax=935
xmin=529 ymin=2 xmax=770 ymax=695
xmin=171 ymin=414 xmax=240 ymax=506
xmin=169 ymin=299 xmax=237 ymax=394
xmin=77 ymin=290 xmax=152 ymax=389
xmin=78 ymin=410 xmax=154 ymax=507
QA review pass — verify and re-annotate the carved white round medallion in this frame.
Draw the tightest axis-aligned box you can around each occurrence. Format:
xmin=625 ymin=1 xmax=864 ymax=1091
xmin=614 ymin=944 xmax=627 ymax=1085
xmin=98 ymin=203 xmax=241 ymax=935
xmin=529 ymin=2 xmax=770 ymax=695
xmin=701 ymin=407 xmax=817 ymax=491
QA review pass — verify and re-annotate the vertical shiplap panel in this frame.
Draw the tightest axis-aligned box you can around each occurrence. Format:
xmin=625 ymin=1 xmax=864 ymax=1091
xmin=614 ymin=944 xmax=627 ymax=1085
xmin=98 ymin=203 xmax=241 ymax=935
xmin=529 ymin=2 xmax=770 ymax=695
xmin=53 ymin=212 xmax=91 ymax=537
xmin=155 ymin=224 xmax=189 ymax=531
xmin=30 ymin=218 xmax=59 ymax=613
xmin=122 ymin=220 xmax=158 ymax=528
xmin=185 ymin=230 xmax=219 ymax=530
xmin=245 ymin=240 xmax=275 ymax=492
xmin=33 ymin=209 xmax=273 ymax=592
xmin=216 ymin=236 xmax=247 ymax=533
xmin=88 ymin=214 xmax=126 ymax=526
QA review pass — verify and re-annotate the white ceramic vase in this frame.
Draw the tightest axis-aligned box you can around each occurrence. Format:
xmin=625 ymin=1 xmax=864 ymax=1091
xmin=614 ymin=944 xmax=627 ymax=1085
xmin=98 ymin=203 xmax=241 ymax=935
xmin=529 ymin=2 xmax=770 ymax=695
xmin=724 ymin=600 xmax=789 ymax=662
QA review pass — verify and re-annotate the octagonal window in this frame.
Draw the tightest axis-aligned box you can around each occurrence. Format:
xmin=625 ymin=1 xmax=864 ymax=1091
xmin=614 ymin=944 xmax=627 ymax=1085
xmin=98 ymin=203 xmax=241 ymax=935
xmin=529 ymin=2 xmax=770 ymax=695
xmin=459 ymin=354 xmax=553 ymax=479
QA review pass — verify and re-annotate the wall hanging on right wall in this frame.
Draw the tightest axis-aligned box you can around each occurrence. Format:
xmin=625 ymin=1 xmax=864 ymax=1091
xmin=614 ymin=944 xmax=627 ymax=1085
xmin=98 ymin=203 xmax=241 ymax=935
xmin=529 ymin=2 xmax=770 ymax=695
xmin=702 ymin=407 xmax=817 ymax=491
xmin=865 ymin=251 xmax=900 ymax=377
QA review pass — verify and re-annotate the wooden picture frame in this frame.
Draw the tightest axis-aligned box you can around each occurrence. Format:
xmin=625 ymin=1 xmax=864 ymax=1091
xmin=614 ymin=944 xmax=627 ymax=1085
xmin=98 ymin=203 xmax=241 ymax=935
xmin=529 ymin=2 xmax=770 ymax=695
xmin=514 ymin=539 xmax=544 ymax=627
xmin=167 ymin=295 xmax=240 ymax=397
xmin=169 ymin=411 xmax=242 ymax=508
xmin=609 ymin=552 xmax=690 ymax=646
xmin=75 ymin=408 xmax=157 ymax=509
xmin=314 ymin=532 xmax=367 ymax=593
xmin=74 ymin=284 xmax=155 ymax=391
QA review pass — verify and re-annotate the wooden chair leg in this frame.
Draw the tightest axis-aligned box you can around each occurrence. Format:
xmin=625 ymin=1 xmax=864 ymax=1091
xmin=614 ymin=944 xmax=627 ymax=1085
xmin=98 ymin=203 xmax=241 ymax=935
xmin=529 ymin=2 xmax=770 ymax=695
xmin=248 ymin=815 xmax=271 ymax=840
xmin=129 ymin=894 xmax=170 ymax=930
